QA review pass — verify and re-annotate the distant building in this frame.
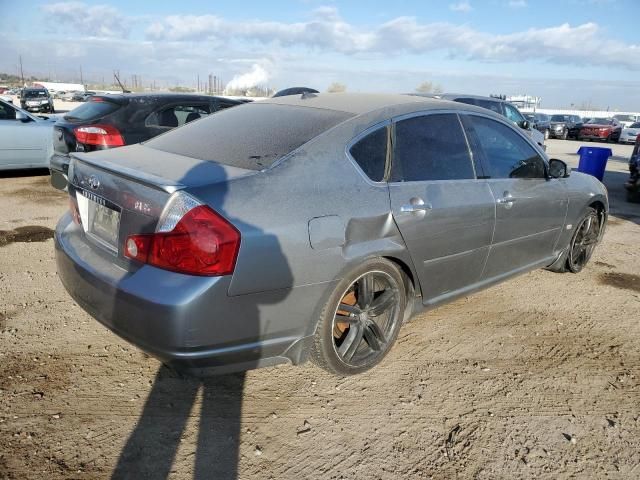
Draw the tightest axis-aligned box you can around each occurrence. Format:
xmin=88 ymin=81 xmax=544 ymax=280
xmin=31 ymin=81 xmax=85 ymax=93
xmin=506 ymin=94 xmax=541 ymax=111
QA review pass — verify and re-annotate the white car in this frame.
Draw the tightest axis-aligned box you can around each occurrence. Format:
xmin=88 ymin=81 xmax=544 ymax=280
xmin=0 ymin=99 xmax=55 ymax=170
xmin=613 ymin=114 xmax=638 ymax=129
xmin=619 ymin=122 xmax=640 ymax=144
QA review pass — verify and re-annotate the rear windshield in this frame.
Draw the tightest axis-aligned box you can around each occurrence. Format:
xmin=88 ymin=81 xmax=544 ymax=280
xmin=145 ymin=103 xmax=354 ymax=170
xmin=64 ymin=98 xmax=121 ymax=121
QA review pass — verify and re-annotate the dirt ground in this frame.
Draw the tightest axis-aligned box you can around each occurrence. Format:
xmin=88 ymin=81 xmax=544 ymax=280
xmin=1 ymin=139 xmax=639 ymax=479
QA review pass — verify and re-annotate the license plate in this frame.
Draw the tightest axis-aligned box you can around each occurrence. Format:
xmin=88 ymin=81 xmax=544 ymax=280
xmin=76 ymin=190 xmax=121 ymax=253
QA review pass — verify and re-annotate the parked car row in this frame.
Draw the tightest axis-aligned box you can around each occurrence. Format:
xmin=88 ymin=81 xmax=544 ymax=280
xmin=523 ymin=113 xmax=631 ymax=143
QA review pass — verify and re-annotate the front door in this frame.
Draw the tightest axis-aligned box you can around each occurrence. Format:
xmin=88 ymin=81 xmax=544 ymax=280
xmin=461 ymin=114 xmax=568 ymax=280
xmin=388 ymin=112 xmax=496 ymax=303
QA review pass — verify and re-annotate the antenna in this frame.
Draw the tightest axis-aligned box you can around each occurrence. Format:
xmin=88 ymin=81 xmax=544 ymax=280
xmin=113 ymin=71 xmax=130 ymax=93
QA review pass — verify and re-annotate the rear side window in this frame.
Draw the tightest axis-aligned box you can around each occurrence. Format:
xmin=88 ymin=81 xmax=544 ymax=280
xmin=0 ymin=102 xmax=16 ymax=120
xmin=463 ymin=115 xmax=545 ymax=179
xmin=146 ymin=103 xmax=353 ymax=170
xmin=64 ymin=99 xmax=121 ymax=121
xmin=349 ymin=126 xmax=387 ymax=182
xmin=391 ymin=113 xmax=475 ymax=182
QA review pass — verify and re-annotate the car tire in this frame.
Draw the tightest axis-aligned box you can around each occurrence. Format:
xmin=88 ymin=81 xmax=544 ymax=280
xmin=566 ymin=207 xmax=601 ymax=274
xmin=309 ymin=258 xmax=407 ymax=376
xmin=627 ymin=190 xmax=640 ymax=203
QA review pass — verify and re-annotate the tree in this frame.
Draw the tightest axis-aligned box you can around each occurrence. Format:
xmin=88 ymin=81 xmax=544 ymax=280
xmin=416 ymin=81 xmax=444 ymax=94
xmin=327 ymin=82 xmax=347 ymax=93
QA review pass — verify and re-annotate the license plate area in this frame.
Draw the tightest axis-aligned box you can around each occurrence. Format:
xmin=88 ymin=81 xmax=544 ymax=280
xmin=76 ymin=190 xmax=121 ymax=254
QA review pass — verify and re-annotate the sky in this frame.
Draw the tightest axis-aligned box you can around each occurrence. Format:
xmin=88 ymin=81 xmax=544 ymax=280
xmin=1 ymin=0 xmax=639 ymax=110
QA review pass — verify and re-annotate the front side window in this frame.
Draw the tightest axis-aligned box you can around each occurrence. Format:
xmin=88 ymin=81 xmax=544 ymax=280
xmin=464 ymin=115 xmax=545 ymax=179
xmin=504 ymin=104 xmax=525 ymax=124
xmin=391 ymin=113 xmax=475 ymax=182
xmin=349 ymin=126 xmax=387 ymax=182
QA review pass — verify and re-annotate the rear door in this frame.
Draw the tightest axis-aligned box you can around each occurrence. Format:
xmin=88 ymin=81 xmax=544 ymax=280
xmin=388 ymin=112 xmax=495 ymax=303
xmin=461 ymin=113 xmax=568 ymax=279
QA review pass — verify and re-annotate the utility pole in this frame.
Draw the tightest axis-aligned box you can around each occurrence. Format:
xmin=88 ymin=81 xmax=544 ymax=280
xmin=80 ymin=65 xmax=83 ymax=86
xmin=19 ymin=55 xmax=24 ymax=86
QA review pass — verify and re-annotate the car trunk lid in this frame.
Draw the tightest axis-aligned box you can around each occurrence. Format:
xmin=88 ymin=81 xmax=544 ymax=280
xmin=68 ymin=144 xmax=255 ymax=268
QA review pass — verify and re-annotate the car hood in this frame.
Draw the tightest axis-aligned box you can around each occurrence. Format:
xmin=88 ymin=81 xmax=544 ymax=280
xmin=583 ymin=123 xmax=612 ymax=128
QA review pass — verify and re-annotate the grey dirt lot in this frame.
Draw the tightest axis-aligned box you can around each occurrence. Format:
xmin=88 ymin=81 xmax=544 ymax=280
xmin=1 ymin=139 xmax=639 ymax=479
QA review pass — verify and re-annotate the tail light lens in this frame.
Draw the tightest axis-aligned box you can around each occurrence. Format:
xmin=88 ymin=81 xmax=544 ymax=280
xmin=74 ymin=124 xmax=124 ymax=147
xmin=124 ymin=192 xmax=240 ymax=276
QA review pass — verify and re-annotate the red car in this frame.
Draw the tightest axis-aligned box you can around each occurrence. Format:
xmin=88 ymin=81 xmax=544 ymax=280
xmin=578 ymin=117 xmax=622 ymax=142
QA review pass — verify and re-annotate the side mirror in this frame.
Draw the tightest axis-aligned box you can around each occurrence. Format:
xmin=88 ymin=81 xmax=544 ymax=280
xmin=15 ymin=111 xmax=32 ymax=123
xmin=518 ymin=120 xmax=530 ymax=130
xmin=549 ymin=159 xmax=570 ymax=179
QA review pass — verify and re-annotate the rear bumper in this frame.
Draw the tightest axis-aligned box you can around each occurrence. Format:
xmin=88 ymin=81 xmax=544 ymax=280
xmin=55 ymin=213 xmax=326 ymax=374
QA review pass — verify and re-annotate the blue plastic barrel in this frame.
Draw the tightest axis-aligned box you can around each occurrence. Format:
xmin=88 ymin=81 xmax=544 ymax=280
xmin=576 ymin=147 xmax=612 ymax=181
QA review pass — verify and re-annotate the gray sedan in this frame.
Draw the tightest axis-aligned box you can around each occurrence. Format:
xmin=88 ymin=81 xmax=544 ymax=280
xmin=0 ymin=99 xmax=55 ymax=170
xmin=55 ymin=93 xmax=608 ymax=376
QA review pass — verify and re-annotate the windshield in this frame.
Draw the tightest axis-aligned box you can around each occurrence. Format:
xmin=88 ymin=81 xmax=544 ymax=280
xmin=146 ymin=103 xmax=354 ymax=170
xmin=586 ymin=118 xmax=611 ymax=125
xmin=23 ymin=90 xmax=47 ymax=98
xmin=551 ymin=115 xmax=568 ymax=122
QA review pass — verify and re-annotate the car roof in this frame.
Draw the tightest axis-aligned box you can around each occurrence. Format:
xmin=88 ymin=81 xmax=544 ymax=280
xmin=264 ymin=92 xmax=471 ymax=116
xmin=92 ymin=92 xmax=232 ymax=102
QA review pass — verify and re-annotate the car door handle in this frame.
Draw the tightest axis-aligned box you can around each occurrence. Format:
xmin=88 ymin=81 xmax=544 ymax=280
xmin=400 ymin=197 xmax=432 ymax=214
xmin=496 ymin=191 xmax=517 ymax=208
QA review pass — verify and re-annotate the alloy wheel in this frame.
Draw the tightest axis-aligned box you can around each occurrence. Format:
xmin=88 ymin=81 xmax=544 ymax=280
xmin=331 ymin=271 xmax=401 ymax=367
xmin=568 ymin=211 xmax=600 ymax=272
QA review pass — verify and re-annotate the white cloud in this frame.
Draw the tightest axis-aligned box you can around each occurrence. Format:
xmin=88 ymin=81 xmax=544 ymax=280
xmin=449 ymin=2 xmax=473 ymax=12
xmin=508 ymin=0 xmax=527 ymax=7
xmin=142 ymin=9 xmax=640 ymax=70
xmin=42 ymin=1 xmax=130 ymax=38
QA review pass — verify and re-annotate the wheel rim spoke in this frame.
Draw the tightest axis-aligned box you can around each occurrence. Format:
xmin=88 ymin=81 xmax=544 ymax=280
xmin=335 ymin=313 xmax=360 ymax=324
xmin=358 ymin=274 xmax=375 ymax=308
xmin=363 ymin=321 xmax=386 ymax=351
xmin=367 ymin=289 xmax=396 ymax=317
xmin=338 ymin=324 xmax=364 ymax=361
xmin=338 ymin=303 xmax=362 ymax=315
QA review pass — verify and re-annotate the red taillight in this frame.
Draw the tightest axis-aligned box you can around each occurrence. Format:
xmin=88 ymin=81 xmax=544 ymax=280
xmin=69 ymin=197 xmax=81 ymax=225
xmin=125 ymin=205 xmax=240 ymax=276
xmin=74 ymin=124 xmax=124 ymax=147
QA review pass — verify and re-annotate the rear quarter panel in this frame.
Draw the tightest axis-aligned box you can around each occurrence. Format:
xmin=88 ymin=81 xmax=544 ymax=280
xmin=186 ymin=112 xmax=414 ymax=299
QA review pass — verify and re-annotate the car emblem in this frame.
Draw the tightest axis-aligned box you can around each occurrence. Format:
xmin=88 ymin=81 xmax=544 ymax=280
xmin=87 ymin=175 xmax=100 ymax=190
